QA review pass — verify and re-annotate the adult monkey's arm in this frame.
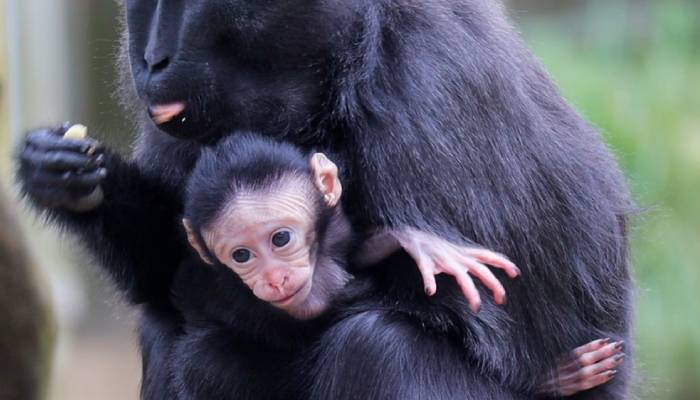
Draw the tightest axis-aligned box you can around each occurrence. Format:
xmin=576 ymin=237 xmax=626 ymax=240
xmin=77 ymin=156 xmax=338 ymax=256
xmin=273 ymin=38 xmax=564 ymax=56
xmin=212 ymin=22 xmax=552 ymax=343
xmin=15 ymin=124 xmax=199 ymax=304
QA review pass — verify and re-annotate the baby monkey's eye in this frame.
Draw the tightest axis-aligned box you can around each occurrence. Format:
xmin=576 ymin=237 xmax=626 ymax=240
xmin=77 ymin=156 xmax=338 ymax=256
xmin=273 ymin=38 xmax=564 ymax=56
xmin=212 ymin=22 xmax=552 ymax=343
xmin=271 ymin=230 xmax=292 ymax=248
xmin=232 ymin=248 xmax=253 ymax=264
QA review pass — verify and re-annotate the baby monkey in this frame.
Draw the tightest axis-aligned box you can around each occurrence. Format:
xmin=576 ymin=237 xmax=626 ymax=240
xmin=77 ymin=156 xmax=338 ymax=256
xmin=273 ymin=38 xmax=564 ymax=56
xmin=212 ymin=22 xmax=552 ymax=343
xmin=183 ymin=135 xmax=519 ymax=318
xmin=182 ymin=134 xmax=623 ymax=395
xmin=182 ymin=133 xmax=518 ymax=319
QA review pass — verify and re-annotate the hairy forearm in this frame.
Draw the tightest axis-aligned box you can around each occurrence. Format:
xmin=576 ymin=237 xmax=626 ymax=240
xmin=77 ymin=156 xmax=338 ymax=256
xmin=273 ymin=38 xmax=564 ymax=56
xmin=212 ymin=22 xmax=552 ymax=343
xmin=48 ymin=150 xmax=186 ymax=303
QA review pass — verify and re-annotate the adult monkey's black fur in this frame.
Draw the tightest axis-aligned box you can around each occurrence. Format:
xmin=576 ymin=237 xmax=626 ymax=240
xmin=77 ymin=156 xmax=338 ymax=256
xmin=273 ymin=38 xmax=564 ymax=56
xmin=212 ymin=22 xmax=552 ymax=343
xmin=16 ymin=0 xmax=634 ymax=399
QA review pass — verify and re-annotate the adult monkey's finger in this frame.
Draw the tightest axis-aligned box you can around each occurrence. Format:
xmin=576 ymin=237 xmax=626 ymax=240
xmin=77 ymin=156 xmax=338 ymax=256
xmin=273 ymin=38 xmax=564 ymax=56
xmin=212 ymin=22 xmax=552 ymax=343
xmin=21 ymin=148 xmax=98 ymax=171
xmin=26 ymin=129 xmax=97 ymax=153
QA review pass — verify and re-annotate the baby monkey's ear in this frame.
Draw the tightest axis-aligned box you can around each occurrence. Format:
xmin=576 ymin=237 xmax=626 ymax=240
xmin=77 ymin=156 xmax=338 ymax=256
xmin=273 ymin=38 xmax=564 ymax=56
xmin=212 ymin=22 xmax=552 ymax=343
xmin=182 ymin=218 xmax=215 ymax=265
xmin=310 ymin=153 xmax=342 ymax=207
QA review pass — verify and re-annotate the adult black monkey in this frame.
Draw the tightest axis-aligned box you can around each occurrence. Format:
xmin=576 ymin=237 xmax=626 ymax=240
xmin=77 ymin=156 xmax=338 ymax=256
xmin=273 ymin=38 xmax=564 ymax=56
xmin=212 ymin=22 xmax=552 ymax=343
xmin=16 ymin=0 xmax=633 ymax=399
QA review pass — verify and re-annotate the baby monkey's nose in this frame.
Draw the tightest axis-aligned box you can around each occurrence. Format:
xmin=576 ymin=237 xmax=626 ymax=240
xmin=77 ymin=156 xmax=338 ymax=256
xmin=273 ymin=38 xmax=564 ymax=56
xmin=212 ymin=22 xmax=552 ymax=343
xmin=264 ymin=268 xmax=290 ymax=292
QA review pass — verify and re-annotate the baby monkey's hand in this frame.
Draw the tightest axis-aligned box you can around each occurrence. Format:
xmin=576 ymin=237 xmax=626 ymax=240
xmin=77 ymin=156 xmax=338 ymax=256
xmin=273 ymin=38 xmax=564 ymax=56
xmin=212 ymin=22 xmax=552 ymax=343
xmin=391 ymin=228 xmax=519 ymax=312
xmin=538 ymin=338 xmax=625 ymax=396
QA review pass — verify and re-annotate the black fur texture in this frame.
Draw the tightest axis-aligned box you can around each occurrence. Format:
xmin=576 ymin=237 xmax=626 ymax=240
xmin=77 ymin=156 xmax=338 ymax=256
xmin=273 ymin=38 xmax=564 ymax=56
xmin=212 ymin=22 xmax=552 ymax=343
xmin=15 ymin=1 xmax=634 ymax=399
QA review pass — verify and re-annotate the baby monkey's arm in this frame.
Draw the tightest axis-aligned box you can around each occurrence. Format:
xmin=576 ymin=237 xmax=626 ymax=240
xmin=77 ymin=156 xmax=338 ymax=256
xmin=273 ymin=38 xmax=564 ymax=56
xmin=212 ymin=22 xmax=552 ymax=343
xmin=355 ymin=228 xmax=519 ymax=312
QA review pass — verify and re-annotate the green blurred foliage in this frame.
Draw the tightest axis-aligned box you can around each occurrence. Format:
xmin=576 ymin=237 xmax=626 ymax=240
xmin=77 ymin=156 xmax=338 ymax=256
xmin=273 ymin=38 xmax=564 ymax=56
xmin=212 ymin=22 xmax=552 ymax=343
xmin=521 ymin=1 xmax=700 ymax=398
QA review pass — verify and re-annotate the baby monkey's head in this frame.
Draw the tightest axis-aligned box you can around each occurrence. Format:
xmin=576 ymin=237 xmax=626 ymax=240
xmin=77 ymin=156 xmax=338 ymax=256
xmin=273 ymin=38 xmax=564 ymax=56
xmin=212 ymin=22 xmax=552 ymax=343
xmin=183 ymin=134 xmax=347 ymax=319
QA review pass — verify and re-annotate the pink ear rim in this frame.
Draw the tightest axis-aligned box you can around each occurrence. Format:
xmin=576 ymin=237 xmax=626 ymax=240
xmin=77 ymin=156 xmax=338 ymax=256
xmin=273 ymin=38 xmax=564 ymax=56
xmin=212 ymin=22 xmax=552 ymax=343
xmin=309 ymin=153 xmax=342 ymax=207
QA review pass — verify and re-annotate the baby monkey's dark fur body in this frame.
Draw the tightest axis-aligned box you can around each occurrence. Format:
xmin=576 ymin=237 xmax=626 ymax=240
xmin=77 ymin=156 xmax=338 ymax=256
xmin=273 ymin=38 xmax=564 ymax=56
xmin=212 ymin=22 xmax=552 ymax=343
xmin=15 ymin=0 xmax=634 ymax=399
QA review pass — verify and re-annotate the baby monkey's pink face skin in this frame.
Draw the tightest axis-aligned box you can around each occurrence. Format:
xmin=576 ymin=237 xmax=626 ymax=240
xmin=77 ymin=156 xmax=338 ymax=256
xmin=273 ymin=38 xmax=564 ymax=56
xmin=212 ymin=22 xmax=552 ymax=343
xmin=203 ymin=181 xmax=319 ymax=316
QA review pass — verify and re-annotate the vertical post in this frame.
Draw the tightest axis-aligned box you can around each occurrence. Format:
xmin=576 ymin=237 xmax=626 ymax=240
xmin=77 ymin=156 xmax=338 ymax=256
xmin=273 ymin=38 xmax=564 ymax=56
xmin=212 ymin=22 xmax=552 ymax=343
xmin=6 ymin=0 xmax=22 ymax=144
xmin=7 ymin=0 xmax=79 ymax=142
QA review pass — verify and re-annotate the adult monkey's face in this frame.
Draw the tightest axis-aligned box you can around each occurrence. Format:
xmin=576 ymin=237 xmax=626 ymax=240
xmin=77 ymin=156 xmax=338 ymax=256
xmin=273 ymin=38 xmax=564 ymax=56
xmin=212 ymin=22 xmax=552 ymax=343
xmin=122 ymin=0 xmax=343 ymax=142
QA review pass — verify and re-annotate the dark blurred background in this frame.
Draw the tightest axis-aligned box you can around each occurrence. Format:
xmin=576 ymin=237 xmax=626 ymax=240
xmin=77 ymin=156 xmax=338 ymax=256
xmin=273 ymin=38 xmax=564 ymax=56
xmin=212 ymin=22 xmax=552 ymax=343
xmin=0 ymin=0 xmax=698 ymax=399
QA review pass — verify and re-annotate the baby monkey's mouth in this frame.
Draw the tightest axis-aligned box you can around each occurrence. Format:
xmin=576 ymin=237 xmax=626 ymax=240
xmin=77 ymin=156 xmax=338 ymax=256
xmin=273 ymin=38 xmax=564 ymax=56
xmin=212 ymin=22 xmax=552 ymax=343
xmin=270 ymin=283 xmax=308 ymax=307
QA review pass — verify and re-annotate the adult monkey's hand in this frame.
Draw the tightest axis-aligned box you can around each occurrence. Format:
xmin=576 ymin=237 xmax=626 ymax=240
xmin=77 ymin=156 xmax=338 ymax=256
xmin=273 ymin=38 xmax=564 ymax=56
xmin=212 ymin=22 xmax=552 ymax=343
xmin=18 ymin=123 xmax=107 ymax=212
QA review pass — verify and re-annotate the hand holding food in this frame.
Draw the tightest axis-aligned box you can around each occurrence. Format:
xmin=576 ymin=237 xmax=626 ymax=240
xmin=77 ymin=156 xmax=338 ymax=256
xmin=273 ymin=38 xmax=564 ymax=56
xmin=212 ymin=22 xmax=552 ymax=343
xmin=18 ymin=123 xmax=107 ymax=212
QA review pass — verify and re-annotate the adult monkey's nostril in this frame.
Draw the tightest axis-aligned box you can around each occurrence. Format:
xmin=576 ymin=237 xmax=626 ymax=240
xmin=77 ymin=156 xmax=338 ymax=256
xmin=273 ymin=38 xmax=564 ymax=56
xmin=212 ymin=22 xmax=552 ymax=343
xmin=144 ymin=53 xmax=171 ymax=74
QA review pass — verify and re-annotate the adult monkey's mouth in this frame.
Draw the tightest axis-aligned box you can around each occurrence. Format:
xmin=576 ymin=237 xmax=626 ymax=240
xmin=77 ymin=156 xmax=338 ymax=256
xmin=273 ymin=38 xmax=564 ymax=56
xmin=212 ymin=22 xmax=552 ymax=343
xmin=149 ymin=102 xmax=187 ymax=125
xmin=147 ymin=100 xmax=224 ymax=144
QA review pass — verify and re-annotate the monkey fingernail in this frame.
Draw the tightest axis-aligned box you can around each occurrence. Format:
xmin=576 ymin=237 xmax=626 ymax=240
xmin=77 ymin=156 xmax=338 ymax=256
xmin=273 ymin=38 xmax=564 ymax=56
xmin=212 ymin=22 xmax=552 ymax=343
xmin=614 ymin=354 xmax=625 ymax=363
xmin=607 ymin=370 xmax=618 ymax=377
xmin=614 ymin=341 xmax=625 ymax=351
xmin=87 ymin=143 xmax=102 ymax=156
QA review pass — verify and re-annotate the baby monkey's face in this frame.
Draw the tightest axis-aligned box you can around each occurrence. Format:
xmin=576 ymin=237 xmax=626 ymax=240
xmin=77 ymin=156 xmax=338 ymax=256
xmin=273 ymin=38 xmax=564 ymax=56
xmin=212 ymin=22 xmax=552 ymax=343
xmin=184 ymin=153 xmax=342 ymax=319
xmin=203 ymin=181 xmax=319 ymax=315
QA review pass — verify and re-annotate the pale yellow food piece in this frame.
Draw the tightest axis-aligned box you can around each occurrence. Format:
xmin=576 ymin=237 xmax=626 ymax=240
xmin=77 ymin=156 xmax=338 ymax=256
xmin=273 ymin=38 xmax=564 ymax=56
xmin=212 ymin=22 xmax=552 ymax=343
xmin=64 ymin=124 xmax=88 ymax=140
xmin=62 ymin=123 xmax=104 ymax=211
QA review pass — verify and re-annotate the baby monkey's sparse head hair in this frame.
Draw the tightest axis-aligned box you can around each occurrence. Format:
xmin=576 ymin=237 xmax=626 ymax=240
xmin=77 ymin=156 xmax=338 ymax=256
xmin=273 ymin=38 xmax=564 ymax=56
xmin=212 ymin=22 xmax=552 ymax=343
xmin=184 ymin=133 xmax=322 ymax=235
